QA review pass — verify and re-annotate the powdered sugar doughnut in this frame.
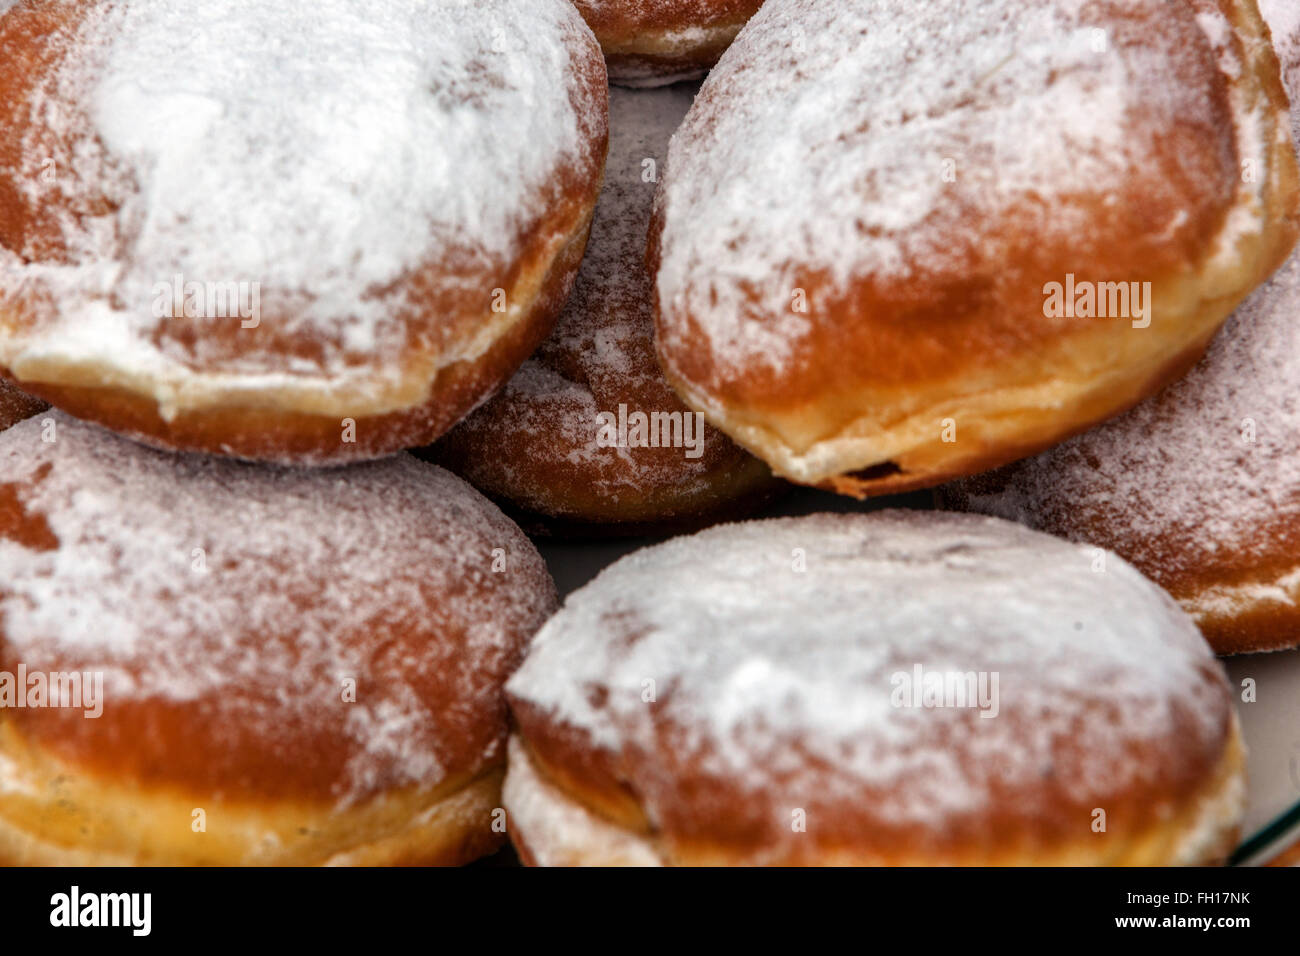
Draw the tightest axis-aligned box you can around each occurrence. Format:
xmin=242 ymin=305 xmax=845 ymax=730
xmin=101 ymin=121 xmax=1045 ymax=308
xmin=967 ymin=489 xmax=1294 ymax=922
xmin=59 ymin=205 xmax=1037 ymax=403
xmin=650 ymin=0 xmax=1299 ymax=497
xmin=0 ymin=413 xmax=557 ymax=865
xmin=574 ymin=0 xmax=763 ymax=87
xmin=505 ymin=511 xmax=1244 ymax=866
xmin=0 ymin=380 xmax=43 ymax=431
xmin=0 ymin=0 xmax=607 ymax=465
xmin=435 ymin=86 xmax=777 ymax=534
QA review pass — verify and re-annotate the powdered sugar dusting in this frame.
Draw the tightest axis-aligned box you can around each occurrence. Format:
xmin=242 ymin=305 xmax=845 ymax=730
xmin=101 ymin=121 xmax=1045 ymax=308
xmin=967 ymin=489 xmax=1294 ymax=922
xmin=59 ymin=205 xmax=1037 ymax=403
xmin=654 ymin=0 xmax=1268 ymax=376
xmin=939 ymin=4 xmax=1300 ymax=632
xmin=0 ymin=413 xmax=557 ymax=803
xmin=508 ymin=511 xmax=1230 ymax=841
xmin=578 ymin=0 xmax=728 ymax=14
xmin=944 ymin=0 xmax=1300 ymax=594
xmin=1261 ymin=0 xmax=1300 ymax=73
xmin=0 ymin=0 xmax=602 ymax=413
xmin=552 ymin=86 xmax=697 ymax=360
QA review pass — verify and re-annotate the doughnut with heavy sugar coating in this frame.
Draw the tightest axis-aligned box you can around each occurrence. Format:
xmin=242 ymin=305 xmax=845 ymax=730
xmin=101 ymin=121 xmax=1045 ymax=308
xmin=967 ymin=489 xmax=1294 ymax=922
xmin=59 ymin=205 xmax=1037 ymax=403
xmin=0 ymin=0 xmax=608 ymax=465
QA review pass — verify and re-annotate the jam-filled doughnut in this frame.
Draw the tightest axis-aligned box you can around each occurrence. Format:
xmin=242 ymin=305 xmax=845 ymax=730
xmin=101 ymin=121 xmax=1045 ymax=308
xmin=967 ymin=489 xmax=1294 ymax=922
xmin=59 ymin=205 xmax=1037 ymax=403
xmin=573 ymin=1 xmax=763 ymax=87
xmin=434 ymin=86 xmax=778 ymax=534
xmin=0 ymin=0 xmax=608 ymax=465
xmin=505 ymin=512 xmax=1244 ymax=865
xmin=0 ymin=413 xmax=557 ymax=865
xmin=649 ymin=0 xmax=1300 ymax=497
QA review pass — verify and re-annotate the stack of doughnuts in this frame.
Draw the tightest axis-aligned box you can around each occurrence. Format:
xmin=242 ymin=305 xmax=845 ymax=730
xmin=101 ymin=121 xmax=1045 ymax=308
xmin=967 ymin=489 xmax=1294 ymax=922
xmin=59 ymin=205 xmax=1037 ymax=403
xmin=0 ymin=0 xmax=588 ymax=867
xmin=1 ymin=0 xmax=1298 ymax=868
xmin=434 ymin=86 xmax=780 ymax=534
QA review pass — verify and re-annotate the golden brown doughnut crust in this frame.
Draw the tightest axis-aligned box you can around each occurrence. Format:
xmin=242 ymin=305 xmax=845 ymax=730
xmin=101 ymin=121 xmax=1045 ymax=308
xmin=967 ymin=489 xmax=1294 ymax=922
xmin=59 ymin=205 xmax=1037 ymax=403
xmin=649 ymin=0 xmax=1300 ymax=497
xmin=0 ymin=415 xmax=558 ymax=864
xmin=0 ymin=0 xmax=609 ymax=466
xmin=0 ymin=732 xmax=510 ymax=867
xmin=2 ymin=225 xmax=593 ymax=466
xmin=510 ymin=698 xmax=1245 ymax=866
xmin=506 ymin=732 xmax=1245 ymax=866
xmin=573 ymin=0 xmax=763 ymax=86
